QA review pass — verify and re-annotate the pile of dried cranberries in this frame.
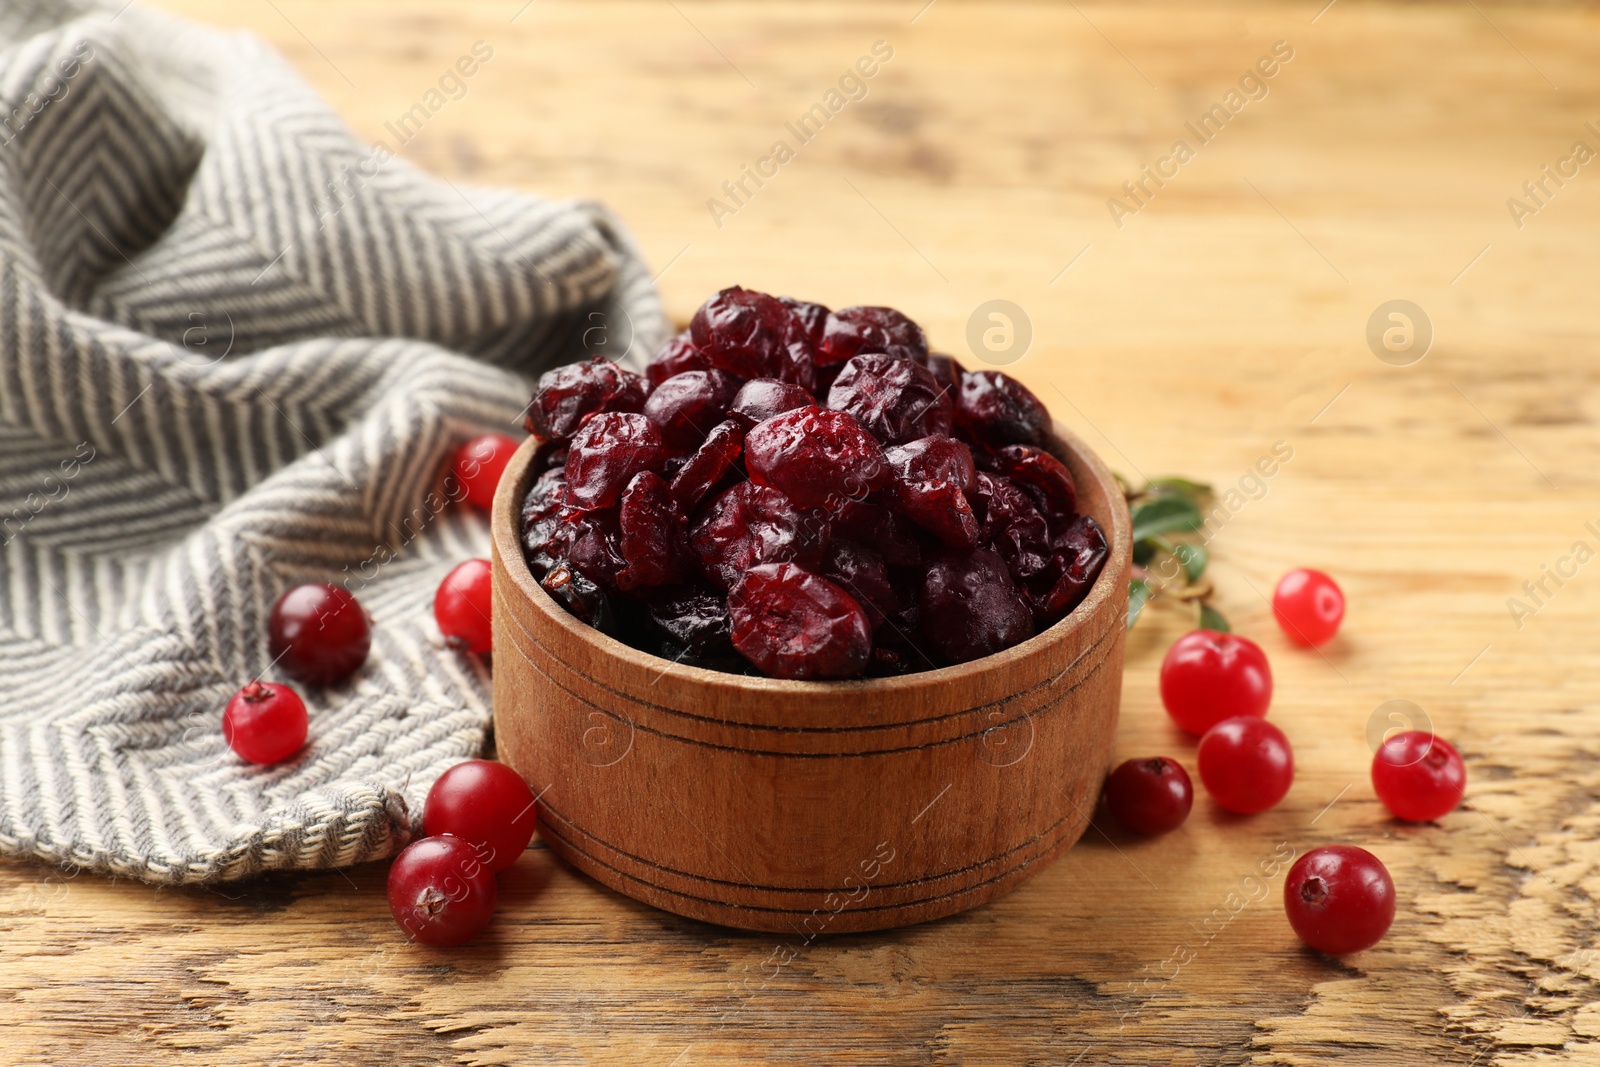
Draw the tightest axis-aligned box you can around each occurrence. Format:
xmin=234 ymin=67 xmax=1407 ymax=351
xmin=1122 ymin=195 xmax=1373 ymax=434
xmin=519 ymin=286 xmax=1109 ymax=680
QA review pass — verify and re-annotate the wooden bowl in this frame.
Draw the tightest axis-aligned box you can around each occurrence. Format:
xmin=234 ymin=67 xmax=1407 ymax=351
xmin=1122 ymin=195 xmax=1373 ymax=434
xmin=490 ymin=424 xmax=1131 ymax=934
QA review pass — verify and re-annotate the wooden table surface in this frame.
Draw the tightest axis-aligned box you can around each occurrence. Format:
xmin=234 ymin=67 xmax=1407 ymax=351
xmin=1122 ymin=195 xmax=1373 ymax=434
xmin=7 ymin=2 xmax=1600 ymax=1063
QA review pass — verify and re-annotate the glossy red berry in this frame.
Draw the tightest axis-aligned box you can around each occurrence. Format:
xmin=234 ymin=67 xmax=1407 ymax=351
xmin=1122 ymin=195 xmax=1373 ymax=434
xmin=1371 ymin=731 xmax=1466 ymax=822
xmin=1159 ymin=630 xmax=1273 ymax=735
xmin=1284 ymin=846 xmax=1395 ymax=955
xmin=453 ymin=433 xmax=519 ymax=511
xmin=1104 ymin=757 xmax=1193 ymax=835
xmin=223 ymin=681 xmax=308 ymax=764
xmin=387 ymin=836 xmax=498 ymax=947
xmin=883 ymin=435 xmax=978 ymax=548
xmin=1273 ymin=568 xmax=1345 ymax=646
xmin=268 ymin=582 xmax=371 ymax=686
xmin=1197 ymin=716 xmax=1294 ymax=814
xmin=423 ymin=759 xmax=539 ymax=872
xmin=565 ymin=412 xmax=665 ymax=510
xmin=728 ymin=563 xmax=872 ymax=680
xmin=435 ymin=559 xmax=493 ymax=654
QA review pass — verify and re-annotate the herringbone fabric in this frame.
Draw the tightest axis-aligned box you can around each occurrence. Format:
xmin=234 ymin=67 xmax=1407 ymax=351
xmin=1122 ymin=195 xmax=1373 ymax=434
xmin=0 ymin=1 xmax=666 ymax=882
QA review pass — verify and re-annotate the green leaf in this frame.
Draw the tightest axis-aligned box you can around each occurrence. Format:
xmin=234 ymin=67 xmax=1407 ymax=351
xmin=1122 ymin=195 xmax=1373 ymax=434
xmin=1132 ymin=540 xmax=1156 ymax=566
xmin=1174 ymin=541 xmax=1208 ymax=583
xmin=1127 ymin=579 xmax=1152 ymax=630
xmin=1197 ymin=602 xmax=1230 ymax=633
xmin=1146 ymin=476 xmax=1212 ymax=500
xmin=1131 ymin=495 xmax=1204 ymax=543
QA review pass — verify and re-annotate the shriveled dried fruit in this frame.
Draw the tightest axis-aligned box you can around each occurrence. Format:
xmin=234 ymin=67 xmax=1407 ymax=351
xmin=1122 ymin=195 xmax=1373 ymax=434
xmin=884 ymin=435 xmax=979 ymax=549
xmin=690 ymin=286 xmax=816 ymax=386
xmin=646 ymin=331 xmax=711 ymax=387
xmin=780 ymin=296 xmax=830 ymax=346
xmin=745 ymin=406 xmax=890 ymax=509
xmin=833 ymin=499 xmax=924 ymax=567
xmin=566 ymin=412 xmax=666 ymax=510
xmin=991 ymin=444 xmax=1078 ymax=523
xmin=920 ymin=547 xmax=1034 ymax=664
xmin=545 ymin=508 xmax=627 ymax=590
xmin=818 ymin=306 xmax=928 ymax=366
xmin=954 ymin=370 xmax=1050 ymax=449
xmin=919 ymin=351 xmax=966 ymax=393
xmin=617 ymin=471 xmax=692 ymax=590
xmin=970 ymin=471 xmax=1052 ymax=582
xmin=669 ymin=419 xmax=745 ymax=511
xmin=820 ymin=538 xmax=898 ymax=630
xmin=647 ymin=589 xmax=736 ymax=660
xmin=826 ymin=354 xmax=953 ymax=445
xmin=1030 ymin=514 xmax=1108 ymax=625
xmin=689 ymin=481 xmax=828 ymax=590
xmin=541 ymin=561 xmax=616 ymax=632
xmin=643 ymin=369 xmax=742 ymax=454
xmin=521 ymin=466 xmax=573 ymax=558
xmin=728 ymin=563 xmax=872 ymax=680
xmin=526 ymin=357 xmax=649 ymax=442
xmin=729 ymin=378 xmax=814 ymax=427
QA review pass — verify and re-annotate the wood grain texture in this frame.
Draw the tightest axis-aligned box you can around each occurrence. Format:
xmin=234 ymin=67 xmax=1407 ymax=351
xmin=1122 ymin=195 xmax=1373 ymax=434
xmin=488 ymin=426 xmax=1130 ymax=932
xmin=5 ymin=0 xmax=1600 ymax=1062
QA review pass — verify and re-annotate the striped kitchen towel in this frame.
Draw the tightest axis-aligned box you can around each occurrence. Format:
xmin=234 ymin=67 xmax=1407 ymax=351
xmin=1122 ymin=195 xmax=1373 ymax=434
xmin=0 ymin=0 xmax=666 ymax=882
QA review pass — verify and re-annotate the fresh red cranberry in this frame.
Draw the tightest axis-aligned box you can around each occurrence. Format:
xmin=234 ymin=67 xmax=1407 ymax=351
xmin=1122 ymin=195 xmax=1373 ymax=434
xmin=617 ymin=471 xmax=692 ymax=590
xmin=645 ymin=330 xmax=711 ymax=386
xmin=990 ymin=445 xmax=1078 ymax=523
xmin=744 ymin=406 xmax=889 ymax=509
xmin=643 ymin=369 xmax=742 ymax=454
xmin=423 ymin=759 xmax=539 ymax=872
xmin=970 ymin=472 xmax=1051 ymax=583
xmin=1371 ymin=731 xmax=1466 ymax=822
xmin=1031 ymin=514 xmax=1109 ymax=625
xmin=268 ymin=583 xmax=371 ymax=686
xmin=689 ymin=482 xmax=828 ymax=590
xmin=883 ymin=435 xmax=978 ymax=548
xmin=826 ymin=354 xmax=953 ymax=445
xmin=729 ymin=378 xmax=814 ymax=427
xmin=1284 ymin=846 xmax=1395 ymax=955
xmin=1103 ymin=757 xmax=1193 ymax=835
xmin=435 ymin=559 xmax=493 ymax=654
xmin=820 ymin=538 xmax=898 ymax=630
xmin=223 ymin=681 xmax=308 ymax=764
xmin=564 ymin=412 xmax=665 ymax=510
xmin=953 ymin=370 xmax=1050 ymax=449
xmin=1197 ymin=716 xmax=1294 ymax=814
xmin=779 ymin=296 xmax=830 ymax=345
xmin=387 ymin=836 xmax=498 ymax=946
xmin=728 ymin=563 xmax=872 ymax=679
xmin=919 ymin=547 xmax=1034 ymax=664
xmin=668 ymin=419 xmax=745 ymax=511
xmin=453 ymin=433 xmax=519 ymax=511
xmin=525 ymin=357 xmax=648 ymax=443
xmin=817 ymin=306 xmax=928 ymax=366
xmin=1160 ymin=630 xmax=1273 ymax=735
xmin=690 ymin=286 xmax=817 ymax=386
xmin=1273 ymin=568 xmax=1345 ymax=646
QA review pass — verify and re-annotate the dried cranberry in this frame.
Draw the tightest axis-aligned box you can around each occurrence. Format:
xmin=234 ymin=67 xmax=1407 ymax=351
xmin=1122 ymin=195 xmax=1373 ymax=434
xmin=669 ymin=419 xmax=745 ymax=511
xmin=780 ymin=296 xmax=830 ymax=346
xmin=728 ymin=563 xmax=871 ymax=680
xmin=919 ymin=351 xmax=966 ymax=393
xmin=729 ymin=378 xmax=814 ymax=427
xmin=690 ymin=286 xmax=816 ymax=385
xmin=991 ymin=445 xmax=1078 ymax=522
xmin=883 ymin=435 xmax=979 ymax=549
xmin=521 ymin=467 xmax=573 ymax=557
xmin=1031 ymin=515 xmax=1108 ymax=625
xmin=919 ymin=547 xmax=1034 ymax=664
xmin=818 ymin=306 xmax=928 ymax=366
xmin=541 ymin=560 xmax=616 ymax=632
xmin=745 ymin=406 xmax=890 ymax=510
xmin=970 ymin=471 xmax=1052 ymax=582
xmin=820 ymin=538 xmax=898 ymax=630
xmin=565 ymin=412 xmax=665 ymax=510
xmin=643 ymin=369 xmax=742 ymax=454
xmin=646 ymin=330 xmax=711 ymax=386
xmin=617 ymin=471 xmax=692 ymax=590
xmin=545 ymin=508 xmax=626 ymax=590
xmin=826 ymin=354 xmax=953 ymax=446
xmin=954 ymin=370 xmax=1050 ymax=449
xmin=833 ymin=499 xmax=924 ymax=567
xmin=647 ymin=589 xmax=735 ymax=660
xmin=525 ymin=357 xmax=648 ymax=443
xmin=689 ymin=482 xmax=827 ymax=590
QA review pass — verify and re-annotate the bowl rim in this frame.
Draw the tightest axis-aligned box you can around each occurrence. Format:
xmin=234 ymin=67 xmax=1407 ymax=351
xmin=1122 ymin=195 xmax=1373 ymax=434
xmin=492 ymin=418 xmax=1132 ymax=696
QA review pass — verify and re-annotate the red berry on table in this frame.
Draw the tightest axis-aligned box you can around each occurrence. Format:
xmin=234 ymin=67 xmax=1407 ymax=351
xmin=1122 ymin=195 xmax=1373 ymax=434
xmin=1283 ymin=845 xmax=1395 ymax=955
xmin=1371 ymin=731 xmax=1466 ymax=822
xmin=1273 ymin=568 xmax=1345 ymax=646
xmin=268 ymin=582 xmax=371 ymax=687
xmin=1159 ymin=630 xmax=1273 ymax=736
xmin=387 ymin=836 xmax=498 ymax=947
xmin=423 ymin=759 xmax=539 ymax=872
xmin=1104 ymin=757 xmax=1193 ymax=835
xmin=453 ymin=433 xmax=519 ymax=511
xmin=1197 ymin=716 xmax=1294 ymax=814
xmin=436 ymin=559 xmax=493 ymax=654
xmin=223 ymin=681 xmax=308 ymax=765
